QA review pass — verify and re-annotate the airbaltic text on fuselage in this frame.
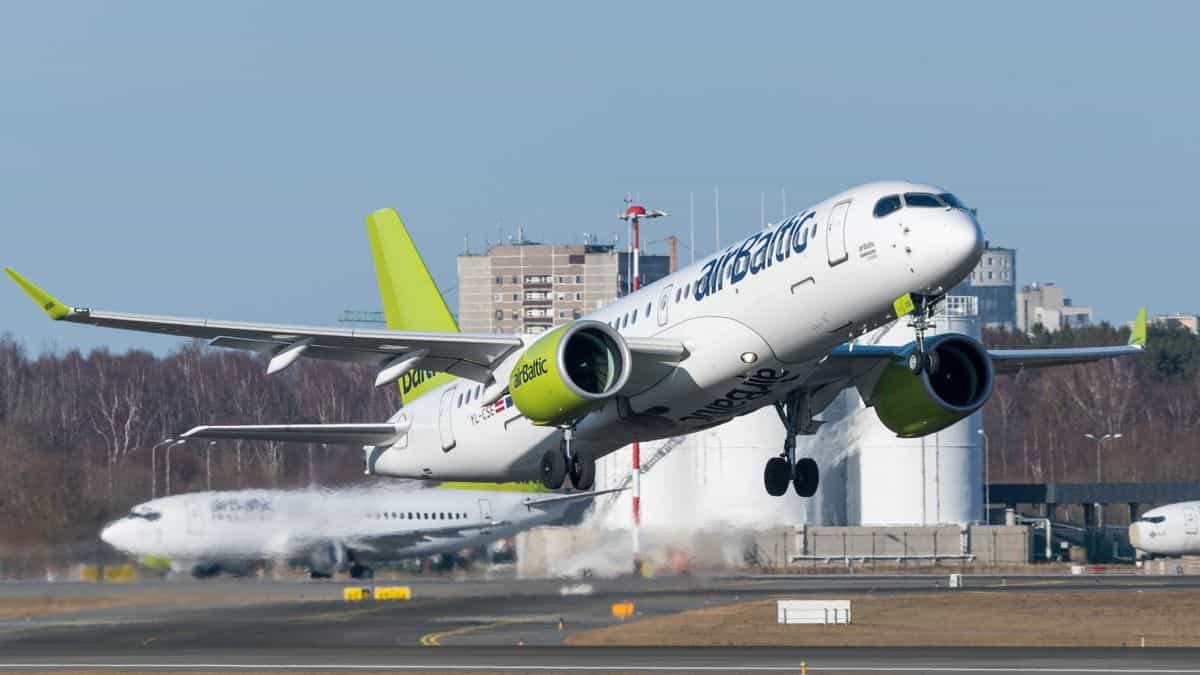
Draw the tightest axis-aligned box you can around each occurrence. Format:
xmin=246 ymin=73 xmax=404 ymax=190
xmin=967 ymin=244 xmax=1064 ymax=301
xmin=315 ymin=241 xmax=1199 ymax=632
xmin=679 ymin=368 xmax=803 ymax=423
xmin=693 ymin=212 xmax=817 ymax=302
xmin=400 ymin=369 xmax=439 ymax=396
xmin=511 ymin=357 xmax=549 ymax=389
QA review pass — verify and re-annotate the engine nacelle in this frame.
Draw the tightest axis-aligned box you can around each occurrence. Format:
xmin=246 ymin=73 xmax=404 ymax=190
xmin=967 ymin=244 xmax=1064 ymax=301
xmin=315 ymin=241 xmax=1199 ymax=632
xmin=508 ymin=320 xmax=631 ymax=426
xmin=871 ymin=334 xmax=994 ymax=438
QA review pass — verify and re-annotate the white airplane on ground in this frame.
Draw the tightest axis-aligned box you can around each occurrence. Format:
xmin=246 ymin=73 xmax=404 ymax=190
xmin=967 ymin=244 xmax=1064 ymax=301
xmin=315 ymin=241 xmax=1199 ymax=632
xmin=101 ymin=484 xmax=615 ymax=578
xmin=9 ymin=181 xmax=1146 ymax=497
xmin=1129 ymin=501 xmax=1200 ymax=558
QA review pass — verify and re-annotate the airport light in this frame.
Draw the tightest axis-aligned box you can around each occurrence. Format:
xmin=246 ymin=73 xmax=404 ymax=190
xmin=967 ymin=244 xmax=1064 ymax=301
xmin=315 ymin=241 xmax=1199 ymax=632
xmin=1084 ymin=433 xmax=1123 ymax=483
xmin=149 ymin=437 xmax=175 ymax=499
xmin=977 ymin=429 xmax=990 ymax=523
xmin=165 ymin=439 xmax=186 ymax=496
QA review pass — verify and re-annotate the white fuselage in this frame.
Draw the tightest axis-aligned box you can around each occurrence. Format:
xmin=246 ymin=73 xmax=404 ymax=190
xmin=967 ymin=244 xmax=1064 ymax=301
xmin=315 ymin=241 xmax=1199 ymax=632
xmin=1130 ymin=501 xmax=1200 ymax=557
xmin=373 ymin=181 xmax=983 ymax=482
xmin=100 ymin=485 xmax=575 ymax=569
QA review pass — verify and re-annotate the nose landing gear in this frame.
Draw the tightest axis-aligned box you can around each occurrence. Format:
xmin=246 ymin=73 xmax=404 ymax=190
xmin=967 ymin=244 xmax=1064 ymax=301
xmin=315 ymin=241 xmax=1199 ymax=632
xmin=766 ymin=389 xmax=821 ymax=498
xmin=541 ymin=426 xmax=595 ymax=490
xmin=905 ymin=293 xmax=943 ymax=375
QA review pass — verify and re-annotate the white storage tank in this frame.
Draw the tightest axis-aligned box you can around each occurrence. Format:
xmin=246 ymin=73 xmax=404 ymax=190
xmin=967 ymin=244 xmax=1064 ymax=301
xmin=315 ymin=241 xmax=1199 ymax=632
xmin=592 ymin=406 xmax=805 ymax=530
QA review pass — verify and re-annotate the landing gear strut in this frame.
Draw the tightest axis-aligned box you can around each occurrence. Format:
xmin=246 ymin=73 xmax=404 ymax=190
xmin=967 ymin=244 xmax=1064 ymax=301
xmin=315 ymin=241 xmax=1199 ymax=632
xmin=541 ymin=426 xmax=595 ymax=490
xmin=767 ymin=389 xmax=821 ymax=498
xmin=906 ymin=293 xmax=943 ymax=375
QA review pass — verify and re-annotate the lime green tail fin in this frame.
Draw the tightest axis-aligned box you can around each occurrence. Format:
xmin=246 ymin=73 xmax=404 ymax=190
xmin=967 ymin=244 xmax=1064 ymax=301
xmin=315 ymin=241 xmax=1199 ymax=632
xmin=366 ymin=208 xmax=458 ymax=404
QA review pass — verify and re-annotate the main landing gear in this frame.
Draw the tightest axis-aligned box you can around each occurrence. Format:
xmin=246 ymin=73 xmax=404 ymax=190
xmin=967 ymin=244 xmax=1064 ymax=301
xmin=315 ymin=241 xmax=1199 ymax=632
xmin=766 ymin=389 xmax=820 ymax=498
xmin=905 ymin=293 xmax=942 ymax=376
xmin=541 ymin=426 xmax=595 ymax=491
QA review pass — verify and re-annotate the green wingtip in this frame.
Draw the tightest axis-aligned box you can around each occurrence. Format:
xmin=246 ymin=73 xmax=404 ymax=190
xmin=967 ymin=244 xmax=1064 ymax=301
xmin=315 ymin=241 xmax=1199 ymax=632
xmin=4 ymin=267 xmax=71 ymax=320
xmin=1130 ymin=307 xmax=1147 ymax=347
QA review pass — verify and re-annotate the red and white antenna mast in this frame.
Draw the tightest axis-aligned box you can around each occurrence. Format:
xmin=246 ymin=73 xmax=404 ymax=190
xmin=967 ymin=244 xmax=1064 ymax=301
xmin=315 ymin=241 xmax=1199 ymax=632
xmin=618 ymin=199 xmax=667 ymax=574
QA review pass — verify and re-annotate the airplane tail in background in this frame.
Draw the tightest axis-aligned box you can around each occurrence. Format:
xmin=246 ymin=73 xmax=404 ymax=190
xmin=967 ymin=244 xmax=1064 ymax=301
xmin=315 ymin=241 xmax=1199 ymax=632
xmin=366 ymin=208 xmax=459 ymax=404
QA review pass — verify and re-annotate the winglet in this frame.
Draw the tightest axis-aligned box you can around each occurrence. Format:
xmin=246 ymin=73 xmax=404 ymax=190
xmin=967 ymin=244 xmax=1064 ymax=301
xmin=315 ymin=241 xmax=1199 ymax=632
xmin=4 ymin=268 xmax=71 ymax=320
xmin=1129 ymin=307 xmax=1147 ymax=347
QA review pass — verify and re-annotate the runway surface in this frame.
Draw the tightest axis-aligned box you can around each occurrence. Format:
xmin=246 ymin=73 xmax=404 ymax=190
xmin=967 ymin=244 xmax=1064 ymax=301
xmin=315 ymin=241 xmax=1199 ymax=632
xmin=2 ymin=574 xmax=1200 ymax=672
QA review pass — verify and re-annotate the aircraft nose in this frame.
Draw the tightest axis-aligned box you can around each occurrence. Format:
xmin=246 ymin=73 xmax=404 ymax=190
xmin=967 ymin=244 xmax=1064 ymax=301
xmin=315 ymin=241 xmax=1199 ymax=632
xmin=1128 ymin=522 xmax=1142 ymax=549
xmin=943 ymin=211 xmax=984 ymax=269
xmin=100 ymin=520 xmax=132 ymax=551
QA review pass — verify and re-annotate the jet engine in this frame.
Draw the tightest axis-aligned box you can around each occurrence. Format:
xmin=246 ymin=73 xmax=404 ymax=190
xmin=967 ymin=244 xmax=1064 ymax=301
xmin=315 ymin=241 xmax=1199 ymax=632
xmin=308 ymin=540 xmax=348 ymax=578
xmin=870 ymin=334 xmax=994 ymax=437
xmin=508 ymin=320 xmax=631 ymax=426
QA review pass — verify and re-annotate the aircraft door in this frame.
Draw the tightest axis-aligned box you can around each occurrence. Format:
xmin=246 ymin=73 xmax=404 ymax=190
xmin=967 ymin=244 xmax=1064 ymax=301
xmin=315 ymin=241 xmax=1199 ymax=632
xmin=478 ymin=498 xmax=493 ymax=521
xmin=1186 ymin=507 xmax=1199 ymax=536
xmin=657 ymin=284 xmax=673 ymax=327
xmin=438 ymin=386 xmax=457 ymax=452
xmin=826 ymin=200 xmax=851 ymax=266
xmin=186 ymin=499 xmax=204 ymax=535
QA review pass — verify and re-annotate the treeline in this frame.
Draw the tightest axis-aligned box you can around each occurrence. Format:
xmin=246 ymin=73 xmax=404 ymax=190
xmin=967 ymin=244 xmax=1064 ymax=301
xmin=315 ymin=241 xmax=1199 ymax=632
xmin=0 ymin=336 xmax=398 ymax=547
xmin=1 ymin=323 xmax=1197 ymax=547
xmin=981 ymin=322 xmax=1200 ymax=486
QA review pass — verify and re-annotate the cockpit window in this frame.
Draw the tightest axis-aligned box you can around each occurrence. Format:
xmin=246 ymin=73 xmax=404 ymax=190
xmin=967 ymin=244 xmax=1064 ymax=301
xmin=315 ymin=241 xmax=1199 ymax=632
xmin=1142 ymin=515 xmax=1166 ymax=524
xmin=127 ymin=511 xmax=161 ymax=521
xmin=938 ymin=192 xmax=968 ymax=210
xmin=873 ymin=195 xmax=902 ymax=218
xmin=903 ymin=193 xmax=946 ymax=208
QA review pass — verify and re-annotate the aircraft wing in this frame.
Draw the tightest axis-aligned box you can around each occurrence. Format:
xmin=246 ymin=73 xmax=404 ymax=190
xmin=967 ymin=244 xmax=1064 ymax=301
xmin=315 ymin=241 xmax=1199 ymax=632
xmin=344 ymin=520 xmax=509 ymax=552
xmin=6 ymin=268 xmax=520 ymax=383
xmin=182 ymin=422 xmax=408 ymax=445
xmin=6 ymin=268 xmax=687 ymax=386
xmin=522 ymin=487 xmax=627 ymax=509
xmin=806 ymin=308 xmax=1147 ymax=392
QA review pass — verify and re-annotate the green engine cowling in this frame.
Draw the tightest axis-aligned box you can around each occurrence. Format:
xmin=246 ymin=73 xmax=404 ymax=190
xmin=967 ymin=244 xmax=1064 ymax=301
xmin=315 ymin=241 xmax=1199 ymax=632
xmin=508 ymin=320 xmax=631 ymax=426
xmin=871 ymin=334 xmax=994 ymax=438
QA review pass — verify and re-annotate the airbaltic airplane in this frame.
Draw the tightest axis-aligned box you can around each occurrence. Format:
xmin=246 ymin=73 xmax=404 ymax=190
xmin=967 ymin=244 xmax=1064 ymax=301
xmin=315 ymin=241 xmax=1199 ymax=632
xmin=1129 ymin=501 xmax=1200 ymax=558
xmin=101 ymin=484 xmax=615 ymax=578
xmin=8 ymin=181 xmax=1146 ymax=498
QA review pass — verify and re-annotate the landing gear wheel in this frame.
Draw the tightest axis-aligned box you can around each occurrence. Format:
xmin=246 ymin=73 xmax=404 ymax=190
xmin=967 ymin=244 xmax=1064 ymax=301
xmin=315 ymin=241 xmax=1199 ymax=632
xmin=793 ymin=457 xmax=819 ymax=498
xmin=924 ymin=350 xmax=940 ymax=375
xmin=764 ymin=456 xmax=791 ymax=497
xmin=308 ymin=569 xmax=332 ymax=580
xmin=569 ymin=452 xmax=595 ymax=491
xmin=540 ymin=449 xmax=567 ymax=490
xmin=908 ymin=350 xmax=924 ymax=375
xmin=349 ymin=563 xmax=373 ymax=580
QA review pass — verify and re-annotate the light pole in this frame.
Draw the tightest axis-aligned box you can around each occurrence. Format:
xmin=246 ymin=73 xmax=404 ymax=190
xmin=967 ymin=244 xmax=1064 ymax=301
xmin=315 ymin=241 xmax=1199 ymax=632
xmin=165 ymin=439 xmax=186 ymax=496
xmin=206 ymin=440 xmax=216 ymax=490
xmin=149 ymin=437 xmax=175 ymax=499
xmin=977 ymin=428 xmax=989 ymax=523
xmin=1084 ymin=432 xmax=1123 ymax=483
xmin=618 ymin=200 xmax=667 ymax=575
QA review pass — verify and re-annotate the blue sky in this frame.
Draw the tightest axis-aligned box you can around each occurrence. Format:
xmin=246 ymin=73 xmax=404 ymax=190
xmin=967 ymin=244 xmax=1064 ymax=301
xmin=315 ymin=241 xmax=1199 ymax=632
xmin=2 ymin=2 xmax=1196 ymax=354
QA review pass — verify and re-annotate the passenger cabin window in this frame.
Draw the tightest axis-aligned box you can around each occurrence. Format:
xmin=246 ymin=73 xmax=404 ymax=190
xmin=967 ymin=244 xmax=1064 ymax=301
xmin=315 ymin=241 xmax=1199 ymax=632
xmin=873 ymin=195 xmax=902 ymax=218
xmin=903 ymin=193 xmax=945 ymax=208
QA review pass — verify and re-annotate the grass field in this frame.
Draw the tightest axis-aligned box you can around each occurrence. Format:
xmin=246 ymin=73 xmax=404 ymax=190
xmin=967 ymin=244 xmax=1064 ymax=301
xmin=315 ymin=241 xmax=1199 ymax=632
xmin=566 ymin=589 xmax=1200 ymax=647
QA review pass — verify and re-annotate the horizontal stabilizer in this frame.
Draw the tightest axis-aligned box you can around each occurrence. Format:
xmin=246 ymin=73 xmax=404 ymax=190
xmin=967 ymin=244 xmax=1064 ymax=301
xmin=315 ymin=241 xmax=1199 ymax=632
xmin=523 ymin=487 xmax=626 ymax=508
xmin=181 ymin=422 xmax=408 ymax=446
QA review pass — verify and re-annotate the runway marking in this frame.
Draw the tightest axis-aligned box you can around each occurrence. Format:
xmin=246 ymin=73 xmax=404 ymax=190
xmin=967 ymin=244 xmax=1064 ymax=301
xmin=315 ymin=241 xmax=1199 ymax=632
xmin=140 ymin=636 xmax=157 ymax=647
xmin=4 ymin=664 xmax=1200 ymax=672
xmin=295 ymin=606 xmax=393 ymax=623
xmin=419 ymin=614 xmax=552 ymax=646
